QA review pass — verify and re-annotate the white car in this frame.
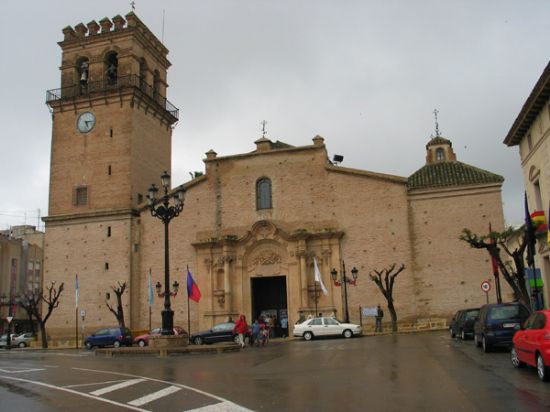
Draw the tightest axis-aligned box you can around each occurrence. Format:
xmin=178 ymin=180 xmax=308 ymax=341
xmin=293 ymin=317 xmax=362 ymax=340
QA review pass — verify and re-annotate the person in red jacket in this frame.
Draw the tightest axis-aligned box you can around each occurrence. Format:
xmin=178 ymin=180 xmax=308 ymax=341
xmin=233 ymin=314 xmax=248 ymax=348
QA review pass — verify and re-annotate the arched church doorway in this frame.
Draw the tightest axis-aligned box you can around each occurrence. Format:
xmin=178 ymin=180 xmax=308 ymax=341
xmin=251 ymin=276 xmax=287 ymax=337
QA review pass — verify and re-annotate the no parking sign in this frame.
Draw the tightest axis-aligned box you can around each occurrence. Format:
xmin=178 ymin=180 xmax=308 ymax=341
xmin=481 ymin=280 xmax=491 ymax=293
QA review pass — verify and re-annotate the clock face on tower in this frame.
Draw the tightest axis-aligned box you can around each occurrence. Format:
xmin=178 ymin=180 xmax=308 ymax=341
xmin=76 ymin=111 xmax=96 ymax=133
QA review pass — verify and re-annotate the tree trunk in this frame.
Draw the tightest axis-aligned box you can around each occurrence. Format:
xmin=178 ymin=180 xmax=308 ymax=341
xmin=387 ymin=300 xmax=398 ymax=332
xmin=39 ymin=322 xmax=48 ymax=348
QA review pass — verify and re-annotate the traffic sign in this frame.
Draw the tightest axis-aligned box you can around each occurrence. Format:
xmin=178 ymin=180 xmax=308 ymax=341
xmin=481 ymin=281 xmax=491 ymax=293
xmin=6 ymin=316 xmax=13 ymax=324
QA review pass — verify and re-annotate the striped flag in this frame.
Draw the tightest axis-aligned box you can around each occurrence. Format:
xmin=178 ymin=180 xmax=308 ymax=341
xmin=75 ymin=274 xmax=79 ymax=308
xmin=187 ymin=269 xmax=202 ymax=303
xmin=148 ymin=268 xmax=154 ymax=307
xmin=313 ymin=256 xmax=328 ymax=295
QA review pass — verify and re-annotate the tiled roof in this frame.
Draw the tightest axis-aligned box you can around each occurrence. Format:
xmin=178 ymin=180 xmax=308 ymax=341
xmin=408 ymin=161 xmax=504 ymax=190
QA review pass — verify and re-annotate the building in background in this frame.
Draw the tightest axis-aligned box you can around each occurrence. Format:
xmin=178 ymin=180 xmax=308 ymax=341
xmin=504 ymin=61 xmax=550 ymax=309
xmin=0 ymin=226 xmax=44 ymax=334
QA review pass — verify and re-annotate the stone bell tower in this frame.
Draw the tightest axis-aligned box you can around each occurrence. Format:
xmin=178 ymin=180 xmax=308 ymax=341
xmin=43 ymin=12 xmax=178 ymax=338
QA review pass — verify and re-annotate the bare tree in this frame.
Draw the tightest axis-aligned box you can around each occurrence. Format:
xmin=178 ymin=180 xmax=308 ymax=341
xmin=460 ymin=227 xmax=531 ymax=309
xmin=369 ymin=264 xmax=405 ymax=332
xmin=18 ymin=282 xmax=65 ymax=348
xmin=105 ymin=282 xmax=127 ymax=329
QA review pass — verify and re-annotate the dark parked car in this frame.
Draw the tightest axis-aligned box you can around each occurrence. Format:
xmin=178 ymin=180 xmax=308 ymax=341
xmin=449 ymin=308 xmax=480 ymax=340
xmin=474 ymin=302 xmax=530 ymax=352
xmin=511 ymin=310 xmax=550 ymax=381
xmin=84 ymin=327 xmax=133 ymax=349
xmin=191 ymin=322 xmax=247 ymax=345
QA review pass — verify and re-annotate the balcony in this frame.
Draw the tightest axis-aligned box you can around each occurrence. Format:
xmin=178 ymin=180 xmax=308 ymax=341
xmin=46 ymin=75 xmax=179 ymax=121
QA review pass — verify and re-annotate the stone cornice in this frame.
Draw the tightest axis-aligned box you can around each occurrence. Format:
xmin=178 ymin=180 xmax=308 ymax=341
xmin=43 ymin=208 xmax=138 ymax=225
xmin=325 ymin=164 xmax=408 ymax=184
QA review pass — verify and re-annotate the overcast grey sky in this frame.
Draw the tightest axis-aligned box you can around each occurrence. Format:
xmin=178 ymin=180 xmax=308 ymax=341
xmin=1 ymin=0 xmax=548 ymax=230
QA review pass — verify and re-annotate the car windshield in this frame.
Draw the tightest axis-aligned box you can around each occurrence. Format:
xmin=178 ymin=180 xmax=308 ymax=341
xmin=490 ymin=305 xmax=528 ymax=320
xmin=464 ymin=310 xmax=479 ymax=320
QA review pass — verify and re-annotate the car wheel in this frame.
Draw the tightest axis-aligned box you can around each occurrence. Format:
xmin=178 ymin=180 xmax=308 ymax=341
xmin=511 ymin=347 xmax=525 ymax=368
xmin=537 ymin=354 xmax=550 ymax=382
xmin=138 ymin=340 xmax=146 ymax=347
xmin=18 ymin=342 xmax=26 ymax=348
xmin=449 ymin=328 xmax=455 ymax=338
xmin=193 ymin=336 xmax=203 ymax=345
xmin=303 ymin=331 xmax=313 ymax=341
xmin=85 ymin=341 xmax=93 ymax=350
xmin=343 ymin=329 xmax=353 ymax=339
xmin=474 ymin=334 xmax=481 ymax=348
xmin=482 ymin=336 xmax=491 ymax=353
xmin=461 ymin=330 xmax=466 ymax=340
xmin=113 ymin=341 xmax=121 ymax=348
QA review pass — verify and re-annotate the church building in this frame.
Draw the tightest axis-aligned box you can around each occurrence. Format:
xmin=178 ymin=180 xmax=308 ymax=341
xmin=43 ymin=13 xmax=506 ymax=340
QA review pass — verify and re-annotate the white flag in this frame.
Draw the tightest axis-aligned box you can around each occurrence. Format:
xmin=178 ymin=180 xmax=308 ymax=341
xmin=313 ymin=257 xmax=328 ymax=295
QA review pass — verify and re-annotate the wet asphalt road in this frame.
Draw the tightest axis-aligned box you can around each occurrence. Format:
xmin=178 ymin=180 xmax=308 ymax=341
xmin=0 ymin=331 xmax=549 ymax=411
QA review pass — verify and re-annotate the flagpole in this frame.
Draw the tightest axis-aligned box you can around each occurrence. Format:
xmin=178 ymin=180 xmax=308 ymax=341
xmin=75 ymin=274 xmax=79 ymax=350
xmin=187 ymin=265 xmax=191 ymax=344
xmin=75 ymin=307 xmax=78 ymax=350
xmin=314 ymin=281 xmax=318 ymax=316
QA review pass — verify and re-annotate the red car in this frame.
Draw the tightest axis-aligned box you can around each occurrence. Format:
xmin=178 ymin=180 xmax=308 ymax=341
xmin=133 ymin=326 xmax=187 ymax=347
xmin=511 ymin=310 xmax=550 ymax=381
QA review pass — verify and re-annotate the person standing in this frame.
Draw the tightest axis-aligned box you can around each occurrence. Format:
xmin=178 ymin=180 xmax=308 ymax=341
xmin=375 ymin=304 xmax=384 ymax=332
xmin=233 ymin=314 xmax=248 ymax=348
xmin=251 ymin=319 xmax=261 ymax=347
xmin=280 ymin=316 xmax=288 ymax=338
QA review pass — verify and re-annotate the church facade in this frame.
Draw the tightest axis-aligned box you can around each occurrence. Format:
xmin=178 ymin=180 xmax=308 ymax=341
xmin=43 ymin=13 xmax=507 ymax=339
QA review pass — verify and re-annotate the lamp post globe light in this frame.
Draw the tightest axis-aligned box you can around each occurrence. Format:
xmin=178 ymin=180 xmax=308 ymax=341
xmin=147 ymin=171 xmax=185 ymax=335
xmin=330 ymin=261 xmax=358 ymax=324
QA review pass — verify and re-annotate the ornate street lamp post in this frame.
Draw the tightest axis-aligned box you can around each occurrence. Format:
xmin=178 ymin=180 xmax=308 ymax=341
xmin=330 ymin=261 xmax=358 ymax=323
xmin=147 ymin=171 xmax=185 ymax=335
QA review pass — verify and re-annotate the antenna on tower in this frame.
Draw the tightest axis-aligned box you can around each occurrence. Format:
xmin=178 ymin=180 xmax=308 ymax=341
xmin=162 ymin=9 xmax=166 ymax=43
xmin=433 ymin=109 xmax=441 ymax=137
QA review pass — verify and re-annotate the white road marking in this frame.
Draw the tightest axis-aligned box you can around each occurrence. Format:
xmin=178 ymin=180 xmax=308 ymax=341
xmin=185 ymin=400 xmax=254 ymax=411
xmin=0 ymin=375 xmax=150 ymax=412
xmin=128 ymin=385 xmax=181 ymax=406
xmin=89 ymin=378 xmax=146 ymax=396
xmin=73 ymin=367 xmax=252 ymax=410
xmin=0 ymin=367 xmax=45 ymax=373
xmin=64 ymin=379 xmax=128 ymax=388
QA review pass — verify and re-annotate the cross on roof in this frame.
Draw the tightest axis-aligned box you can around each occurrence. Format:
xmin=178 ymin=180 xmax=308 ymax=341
xmin=433 ymin=109 xmax=441 ymax=137
xmin=261 ymin=120 xmax=268 ymax=138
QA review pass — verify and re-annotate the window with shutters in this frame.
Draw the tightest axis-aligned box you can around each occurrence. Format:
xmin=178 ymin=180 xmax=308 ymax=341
xmin=75 ymin=186 xmax=88 ymax=206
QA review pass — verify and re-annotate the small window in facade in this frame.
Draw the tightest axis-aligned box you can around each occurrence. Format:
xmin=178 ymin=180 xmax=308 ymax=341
xmin=107 ymin=226 xmax=111 ymax=237
xmin=435 ymin=148 xmax=445 ymax=161
xmin=256 ymin=178 xmax=272 ymax=210
xmin=105 ymin=262 xmax=109 ymax=270
xmin=75 ymin=186 xmax=88 ymax=206
xmin=137 ymin=193 xmax=144 ymax=204
xmin=108 ymin=165 xmax=112 ymax=175
xmin=527 ymin=133 xmax=533 ymax=151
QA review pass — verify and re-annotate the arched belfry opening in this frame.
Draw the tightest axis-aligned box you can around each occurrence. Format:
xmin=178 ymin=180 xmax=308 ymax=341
xmin=153 ymin=69 xmax=160 ymax=101
xmin=139 ymin=58 xmax=148 ymax=90
xmin=105 ymin=52 xmax=118 ymax=85
xmin=76 ymin=57 xmax=89 ymax=87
